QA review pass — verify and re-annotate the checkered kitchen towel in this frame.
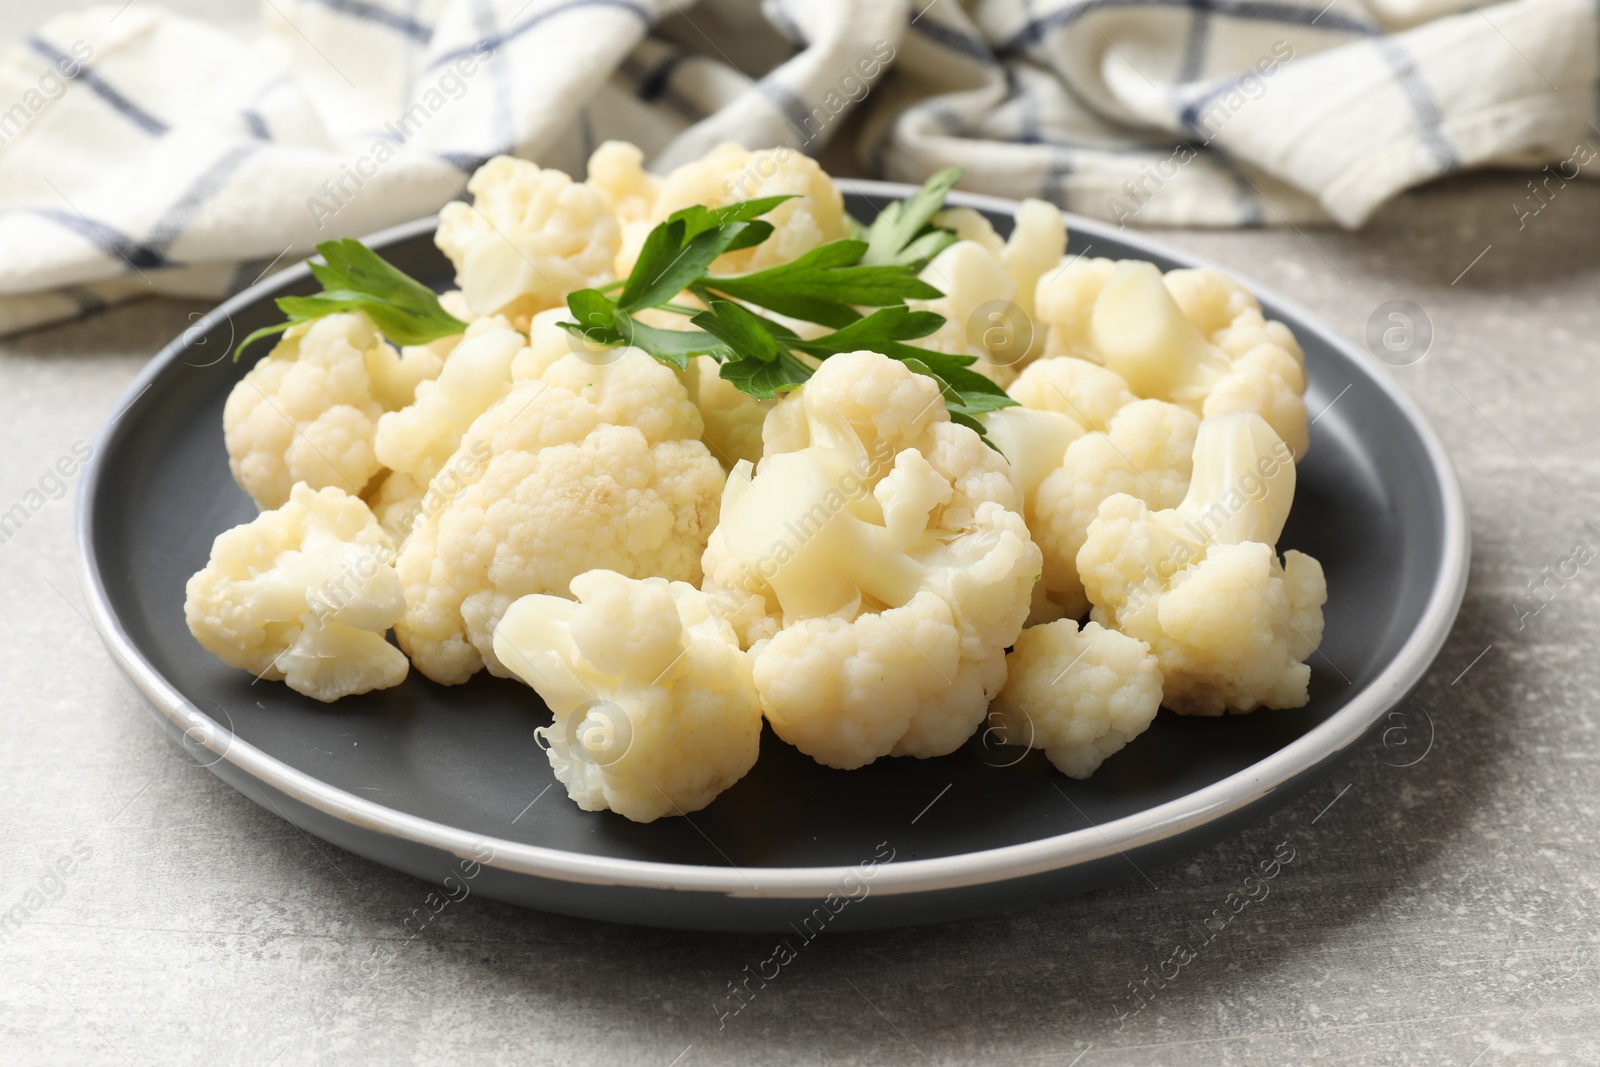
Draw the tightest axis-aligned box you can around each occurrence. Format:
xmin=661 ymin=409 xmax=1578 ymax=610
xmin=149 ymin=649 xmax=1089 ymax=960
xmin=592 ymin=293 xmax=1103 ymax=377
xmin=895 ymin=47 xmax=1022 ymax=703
xmin=0 ymin=0 xmax=1597 ymax=336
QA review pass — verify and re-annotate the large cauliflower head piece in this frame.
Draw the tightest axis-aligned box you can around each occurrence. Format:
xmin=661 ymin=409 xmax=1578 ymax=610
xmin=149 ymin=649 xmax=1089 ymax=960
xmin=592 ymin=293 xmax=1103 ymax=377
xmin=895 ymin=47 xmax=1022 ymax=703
xmin=224 ymin=312 xmax=442 ymax=509
xmin=393 ymin=348 xmax=726 ymax=686
xmin=436 ymin=155 xmax=621 ymax=323
xmin=989 ymin=619 xmax=1164 ymax=779
xmin=1034 ymin=259 xmax=1308 ymax=456
xmin=1077 ymin=412 xmax=1327 ymax=716
xmin=184 ymin=484 xmax=408 ymax=702
xmin=700 ymin=350 xmax=1041 ymax=770
xmin=639 ymin=143 xmax=850 ymax=275
xmin=493 ymin=570 xmax=762 ymax=823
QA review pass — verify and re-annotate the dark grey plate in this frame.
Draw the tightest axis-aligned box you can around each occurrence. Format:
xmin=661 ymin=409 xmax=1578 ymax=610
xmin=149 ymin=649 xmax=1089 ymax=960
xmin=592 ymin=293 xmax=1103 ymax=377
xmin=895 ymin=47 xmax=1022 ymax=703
xmin=76 ymin=182 xmax=1468 ymax=932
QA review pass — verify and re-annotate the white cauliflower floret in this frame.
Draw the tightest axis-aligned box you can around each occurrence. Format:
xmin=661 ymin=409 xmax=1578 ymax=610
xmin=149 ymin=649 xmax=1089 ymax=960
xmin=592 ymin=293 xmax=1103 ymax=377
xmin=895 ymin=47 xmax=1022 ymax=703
xmin=1034 ymin=255 xmax=1119 ymax=363
xmin=930 ymin=207 xmax=1004 ymax=252
xmin=394 ymin=348 xmax=725 ymax=685
xmin=373 ymin=316 xmax=528 ymax=486
xmin=586 ymin=140 xmax=660 ymax=277
xmin=436 ymin=155 xmax=621 ymax=323
xmin=990 ymin=619 xmax=1164 ymax=778
xmin=641 ymin=143 xmax=849 ymax=274
xmin=1078 ymin=412 xmax=1327 ymax=715
xmin=988 ymin=356 xmax=1198 ymax=622
xmin=701 ymin=351 xmax=1039 ymax=770
xmin=365 ymin=470 xmax=426 ymax=540
xmin=1009 ymin=356 xmax=1137 ymax=432
xmin=1031 ymin=399 xmax=1199 ymax=620
xmin=184 ymin=484 xmax=408 ymax=702
xmin=909 ymin=200 xmax=1066 ymax=386
xmin=1037 ymin=259 xmax=1308 ymax=456
xmin=690 ymin=356 xmax=771 ymax=468
xmin=909 ymin=240 xmax=1018 ymax=382
xmin=493 ymin=570 xmax=761 ymax=823
xmin=223 ymin=312 xmax=440 ymax=509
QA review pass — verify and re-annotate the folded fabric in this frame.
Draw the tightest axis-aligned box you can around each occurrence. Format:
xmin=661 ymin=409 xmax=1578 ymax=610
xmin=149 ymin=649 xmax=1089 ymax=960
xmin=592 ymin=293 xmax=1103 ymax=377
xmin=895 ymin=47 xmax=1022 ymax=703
xmin=0 ymin=0 xmax=1595 ymax=337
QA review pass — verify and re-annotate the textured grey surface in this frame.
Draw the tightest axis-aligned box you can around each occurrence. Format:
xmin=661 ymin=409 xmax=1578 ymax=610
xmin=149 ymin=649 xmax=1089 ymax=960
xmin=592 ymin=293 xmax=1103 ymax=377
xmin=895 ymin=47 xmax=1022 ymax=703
xmin=3 ymin=170 xmax=1597 ymax=1066
xmin=5 ymin=8 xmax=1600 ymax=1067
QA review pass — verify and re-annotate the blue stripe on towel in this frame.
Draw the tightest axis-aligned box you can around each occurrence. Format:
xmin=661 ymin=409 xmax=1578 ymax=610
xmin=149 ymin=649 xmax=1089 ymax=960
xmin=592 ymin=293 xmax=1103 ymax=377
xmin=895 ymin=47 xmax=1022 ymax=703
xmin=12 ymin=207 xmax=167 ymax=269
xmin=147 ymin=143 xmax=264 ymax=255
xmin=424 ymin=0 xmax=654 ymax=75
xmin=305 ymin=0 xmax=434 ymax=43
xmin=1374 ymin=36 xmax=1459 ymax=172
xmin=1000 ymin=0 xmax=1377 ymax=56
xmin=758 ymin=75 xmax=817 ymax=143
xmin=908 ymin=16 xmax=999 ymax=66
xmin=26 ymin=36 xmax=168 ymax=136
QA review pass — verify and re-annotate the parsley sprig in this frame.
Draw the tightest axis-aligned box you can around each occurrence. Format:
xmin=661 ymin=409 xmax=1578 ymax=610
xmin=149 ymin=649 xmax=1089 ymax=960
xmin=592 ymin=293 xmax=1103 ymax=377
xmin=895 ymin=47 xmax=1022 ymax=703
xmin=558 ymin=168 xmax=1016 ymax=436
xmin=232 ymin=238 xmax=467 ymax=360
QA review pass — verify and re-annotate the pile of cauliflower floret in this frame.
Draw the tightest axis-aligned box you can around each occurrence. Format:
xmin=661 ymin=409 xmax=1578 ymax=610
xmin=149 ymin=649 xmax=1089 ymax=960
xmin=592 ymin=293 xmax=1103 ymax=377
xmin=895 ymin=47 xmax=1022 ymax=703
xmin=186 ymin=143 xmax=1327 ymax=823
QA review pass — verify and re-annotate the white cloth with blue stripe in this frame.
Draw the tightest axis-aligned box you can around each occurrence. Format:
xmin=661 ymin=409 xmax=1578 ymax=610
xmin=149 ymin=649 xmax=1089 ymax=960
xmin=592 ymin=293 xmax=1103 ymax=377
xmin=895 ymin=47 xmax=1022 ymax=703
xmin=0 ymin=0 xmax=1596 ymax=336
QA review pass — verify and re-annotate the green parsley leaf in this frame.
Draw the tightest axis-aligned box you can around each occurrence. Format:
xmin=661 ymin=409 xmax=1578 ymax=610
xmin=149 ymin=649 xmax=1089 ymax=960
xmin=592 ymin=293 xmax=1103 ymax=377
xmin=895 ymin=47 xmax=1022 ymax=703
xmin=690 ymin=300 xmax=781 ymax=363
xmin=862 ymin=167 xmax=963 ymax=269
xmin=717 ymin=349 xmax=814 ymax=399
xmin=705 ymin=241 xmax=943 ymax=329
xmin=232 ymin=238 xmax=466 ymax=361
xmin=552 ymin=167 xmax=1009 ymax=439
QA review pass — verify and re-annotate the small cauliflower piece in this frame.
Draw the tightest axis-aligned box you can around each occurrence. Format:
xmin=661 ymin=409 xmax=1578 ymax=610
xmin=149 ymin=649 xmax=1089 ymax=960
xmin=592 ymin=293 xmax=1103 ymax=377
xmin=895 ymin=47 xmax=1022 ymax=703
xmin=989 ymin=355 xmax=1197 ymax=621
xmin=184 ymin=484 xmax=408 ymax=702
xmin=641 ymin=143 xmax=849 ymax=274
xmin=1031 ymin=399 xmax=1200 ymax=620
xmin=1078 ymin=412 xmax=1327 ymax=716
xmin=493 ymin=570 xmax=761 ymax=823
xmin=990 ymin=620 xmax=1164 ymax=778
xmin=394 ymin=348 xmax=726 ymax=685
xmin=1008 ymin=355 xmax=1137 ymax=432
xmin=701 ymin=351 xmax=1040 ymax=770
xmin=689 ymin=356 xmax=771 ymax=468
xmin=908 ymin=240 xmax=1018 ymax=383
xmin=373 ymin=317 xmax=528 ymax=486
xmin=1038 ymin=259 xmax=1308 ymax=456
xmin=586 ymin=140 xmax=661 ymax=277
xmin=364 ymin=469 xmax=427 ymax=542
xmin=436 ymin=155 xmax=621 ymax=323
xmin=1034 ymin=255 xmax=1120 ymax=363
xmin=224 ymin=312 xmax=441 ymax=510
xmin=909 ymin=200 xmax=1066 ymax=386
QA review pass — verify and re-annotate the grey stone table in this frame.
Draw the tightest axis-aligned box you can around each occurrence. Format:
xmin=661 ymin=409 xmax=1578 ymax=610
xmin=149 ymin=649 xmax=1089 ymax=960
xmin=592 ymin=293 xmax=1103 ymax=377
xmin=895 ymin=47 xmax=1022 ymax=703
xmin=2 ymin=13 xmax=1598 ymax=1059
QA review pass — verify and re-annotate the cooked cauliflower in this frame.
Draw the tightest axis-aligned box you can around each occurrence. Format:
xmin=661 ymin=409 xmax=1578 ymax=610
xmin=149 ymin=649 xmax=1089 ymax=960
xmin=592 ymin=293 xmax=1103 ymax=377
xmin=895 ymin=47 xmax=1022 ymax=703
xmin=641 ymin=143 xmax=849 ymax=275
xmin=1078 ymin=412 xmax=1327 ymax=715
xmin=1035 ymin=259 xmax=1308 ymax=456
xmin=701 ymin=351 xmax=1040 ymax=769
xmin=1032 ymin=399 xmax=1200 ymax=620
xmin=394 ymin=348 xmax=726 ymax=685
xmin=373 ymin=316 xmax=527 ymax=486
xmin=493 ymin=570 xmax=761 ymax=823
xmin=990 ymin=619 xmax=1164 ymax=778
xmin=994 ymin=356 xmax=1197 ymax=621
xmin=909 ymin=200 xmax=1066 ymax=386
xmin=1008 ymin=354 xmax=1138 ymax=432
xmin=436 ymin=155 xmax=621 ymax=323
xmin=689 ymin=356 xmax=771 ymax=468
xmin=184 ymin=484 xmax=408 ymax=701
xmin=223 ymin=312 xmax=441 ymax=509
xmin=586 ymin=140 xmax=661 ymax=277
xmin=1034 ymin=255 xmax=1119 ymax=363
